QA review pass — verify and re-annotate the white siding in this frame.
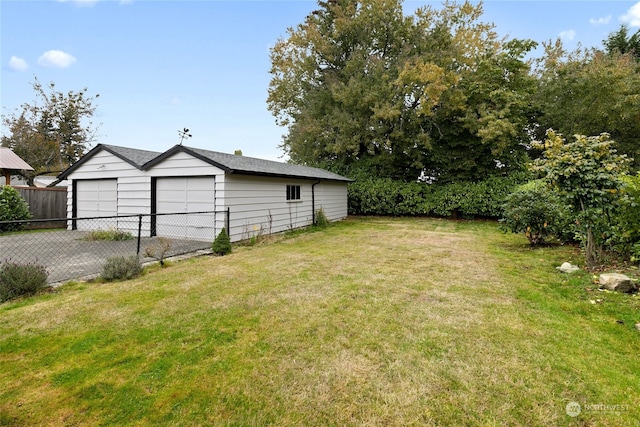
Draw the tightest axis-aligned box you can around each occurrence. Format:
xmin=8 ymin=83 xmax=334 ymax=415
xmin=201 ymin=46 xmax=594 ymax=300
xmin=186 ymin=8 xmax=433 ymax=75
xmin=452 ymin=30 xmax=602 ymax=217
xmin=147 ymin=151 xmax=225 ymax=177
xmin=314 ymin=182 xmax=348 ymax=221
xmin=116 ymin=176 xmax=152 ymax=235
xmin=222 ymin=175 xmax=347 ymax=242
xmin=67 ymin=150 xmax=144 ymax=179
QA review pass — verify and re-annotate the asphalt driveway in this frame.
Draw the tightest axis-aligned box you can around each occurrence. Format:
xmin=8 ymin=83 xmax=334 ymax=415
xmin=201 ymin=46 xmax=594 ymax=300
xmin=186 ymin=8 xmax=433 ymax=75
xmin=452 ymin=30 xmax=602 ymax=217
xmin=0 ymin=230 xmax=212 ymax=284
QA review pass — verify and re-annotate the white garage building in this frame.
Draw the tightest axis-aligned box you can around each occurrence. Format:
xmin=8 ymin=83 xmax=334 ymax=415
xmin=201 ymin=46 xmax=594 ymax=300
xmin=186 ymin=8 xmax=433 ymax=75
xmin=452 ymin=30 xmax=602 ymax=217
xmin=56 ymin=144 xmax=351 ymax=242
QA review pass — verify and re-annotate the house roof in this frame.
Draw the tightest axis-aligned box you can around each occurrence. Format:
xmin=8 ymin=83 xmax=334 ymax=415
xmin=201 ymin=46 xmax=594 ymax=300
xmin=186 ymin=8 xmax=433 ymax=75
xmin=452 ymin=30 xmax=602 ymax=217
xmin=58 ymin=143 xmax=352 ymax=183
xmin=57 ymin=144 xmax=162 ymax=180
xmin=103 ymin=144 xmax=161 ymax=168
xmin=0 ymin=147 xmax=34 ymax=171
xmin=146 ymin=145 xmax=353 ymax=182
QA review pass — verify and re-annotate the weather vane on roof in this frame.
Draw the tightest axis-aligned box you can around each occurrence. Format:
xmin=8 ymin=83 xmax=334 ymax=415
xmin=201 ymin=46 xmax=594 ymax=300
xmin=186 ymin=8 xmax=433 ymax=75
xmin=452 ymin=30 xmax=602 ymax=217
xmin=178 ymin=128 xmax=192 ymax=145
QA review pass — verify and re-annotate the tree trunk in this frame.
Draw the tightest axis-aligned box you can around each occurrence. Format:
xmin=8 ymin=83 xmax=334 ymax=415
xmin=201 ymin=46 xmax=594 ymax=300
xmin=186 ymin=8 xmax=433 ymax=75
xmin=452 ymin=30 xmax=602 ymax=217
xmin=585 ymin=226 xmax=598 ymax=268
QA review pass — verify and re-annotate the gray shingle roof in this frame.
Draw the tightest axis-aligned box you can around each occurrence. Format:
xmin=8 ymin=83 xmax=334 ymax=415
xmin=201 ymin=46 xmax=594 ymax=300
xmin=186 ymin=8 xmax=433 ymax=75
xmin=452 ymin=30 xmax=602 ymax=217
xmin=102 ymin=144 xmax=161 ymax=168
xmin=57 ymin=144 xmax=162 ymax=180
xmin=58 ymin=144 xmax=352 ymax=183
xmin=180 ymin=146 xmax=352 ymax=182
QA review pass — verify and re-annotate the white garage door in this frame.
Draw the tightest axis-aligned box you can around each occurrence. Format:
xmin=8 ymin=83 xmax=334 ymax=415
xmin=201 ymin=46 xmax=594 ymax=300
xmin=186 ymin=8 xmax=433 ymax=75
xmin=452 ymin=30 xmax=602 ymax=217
xmin=155 ymin=176 xmax=216 ymax=241
xmin=75 ymin=179 xmax=117 ymax=230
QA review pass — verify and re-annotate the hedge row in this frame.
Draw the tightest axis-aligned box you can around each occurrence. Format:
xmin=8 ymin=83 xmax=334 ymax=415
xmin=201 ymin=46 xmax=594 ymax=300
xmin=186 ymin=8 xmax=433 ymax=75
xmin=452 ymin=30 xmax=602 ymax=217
xmin=347 ymin=173 xmax=528 ymax=218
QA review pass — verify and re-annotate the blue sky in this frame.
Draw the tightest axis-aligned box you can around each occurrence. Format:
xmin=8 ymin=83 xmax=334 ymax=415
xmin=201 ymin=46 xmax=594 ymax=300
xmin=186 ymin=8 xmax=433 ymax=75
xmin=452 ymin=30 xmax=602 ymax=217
xmin=2 ymin=0 xmax=639 ymax=162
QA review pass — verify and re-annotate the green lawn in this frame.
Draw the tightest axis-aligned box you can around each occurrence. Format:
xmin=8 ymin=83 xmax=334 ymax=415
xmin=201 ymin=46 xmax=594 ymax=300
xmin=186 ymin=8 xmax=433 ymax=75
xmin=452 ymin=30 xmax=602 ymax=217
xmin=1 ymin=217 xmax=639 ymax=426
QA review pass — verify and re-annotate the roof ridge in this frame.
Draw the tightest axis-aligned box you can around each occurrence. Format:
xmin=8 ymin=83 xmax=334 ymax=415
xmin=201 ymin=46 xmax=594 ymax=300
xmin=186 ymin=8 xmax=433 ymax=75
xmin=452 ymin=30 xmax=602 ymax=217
xmin=100 ymin=143 xmax=162 ymax=155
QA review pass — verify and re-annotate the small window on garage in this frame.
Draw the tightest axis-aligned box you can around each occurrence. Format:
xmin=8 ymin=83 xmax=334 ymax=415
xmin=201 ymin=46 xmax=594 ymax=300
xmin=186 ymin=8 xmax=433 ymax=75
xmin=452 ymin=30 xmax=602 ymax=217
xmin=286 ymin=184 xmax=301 ymax=201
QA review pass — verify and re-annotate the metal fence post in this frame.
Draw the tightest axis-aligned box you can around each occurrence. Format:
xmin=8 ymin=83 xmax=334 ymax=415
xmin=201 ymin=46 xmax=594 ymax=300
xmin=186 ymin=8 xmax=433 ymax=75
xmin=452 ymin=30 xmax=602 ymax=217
xmin=226 ymin=207 xmax=230 ymax=235
xmin=136 ymin=214 xmax=143 ymax=256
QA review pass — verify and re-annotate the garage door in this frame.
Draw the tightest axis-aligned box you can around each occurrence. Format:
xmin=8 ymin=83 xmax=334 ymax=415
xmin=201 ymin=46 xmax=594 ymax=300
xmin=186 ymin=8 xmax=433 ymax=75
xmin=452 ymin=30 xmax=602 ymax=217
xmin=154 ymin=176 xmax=216 ymax=241
xmin=75 ymin=179 xmax=118 ymax=230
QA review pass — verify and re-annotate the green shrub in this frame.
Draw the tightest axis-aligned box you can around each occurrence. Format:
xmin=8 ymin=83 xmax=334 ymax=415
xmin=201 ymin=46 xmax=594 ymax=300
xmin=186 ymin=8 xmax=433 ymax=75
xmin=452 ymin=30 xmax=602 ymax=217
xmin=0 ymin=186 xmax=31 ymax=232
xmin=314 ymin=208 xmax=330 ymax=227
xmin=631 ymin=242 xmax=640 ymax=264
xmin=499 ymin=180 xmax=573 ymax=245
xmin=610 ymin=172 xmax=640 ymax=262
xmin=101 ymin=256 xmax=142 ymax=281
xmin=212 ymin=228 xmax=232 ymax=256
xmin=84 ymin=228 xmax=134 ymax=241
xmin=0 ymin=261 xmax=48 ymax=302
xmin=348 ymin=173 xmax=528 ymax=218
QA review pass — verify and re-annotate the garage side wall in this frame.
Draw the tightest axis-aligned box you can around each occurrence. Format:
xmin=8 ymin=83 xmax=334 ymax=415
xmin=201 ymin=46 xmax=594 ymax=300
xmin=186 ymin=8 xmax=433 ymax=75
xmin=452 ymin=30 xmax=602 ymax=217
xmin=314 ymin=182 xmax=348 ymax=221
xmin=223 ymin=175 xmax=314 ymax=242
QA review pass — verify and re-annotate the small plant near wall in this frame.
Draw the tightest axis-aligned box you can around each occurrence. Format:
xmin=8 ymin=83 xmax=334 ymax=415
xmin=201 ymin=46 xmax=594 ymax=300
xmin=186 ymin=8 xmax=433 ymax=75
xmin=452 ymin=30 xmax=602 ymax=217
xmin=212 ymin=228 xmax=232 ymax=256
xmin=249 ymin=227 xmax=262 ymax=246
xmin=242 ymin=223 xmax=264 ymax=246
xmin=314 ymin=208 xmax=330 ymax=228
xmin=101 ymin=256 xmax=142 ymax=281
xmin=241 ymin=211 xmax=274 ymax=246
xmin=144 ymin=238 xmax=173 ymax=266
xmin=0 ymin=260 xmax=48 ymax=302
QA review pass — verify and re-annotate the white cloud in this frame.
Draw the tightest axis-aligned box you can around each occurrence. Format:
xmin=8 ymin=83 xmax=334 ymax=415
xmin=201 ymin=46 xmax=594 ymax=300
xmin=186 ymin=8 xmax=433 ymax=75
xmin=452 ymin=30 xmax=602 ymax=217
xmin=621 ymin=1 xmax=640 ymax=27
xmin=590 ymin=15 xmax=611 ymax=25
xmin=8 ymin=56 xmax=28 ymax=71
xmin=559 ymin=30 xmax=576 ymax=41
xmin=38 ymin=50 xmax=77 ymax=68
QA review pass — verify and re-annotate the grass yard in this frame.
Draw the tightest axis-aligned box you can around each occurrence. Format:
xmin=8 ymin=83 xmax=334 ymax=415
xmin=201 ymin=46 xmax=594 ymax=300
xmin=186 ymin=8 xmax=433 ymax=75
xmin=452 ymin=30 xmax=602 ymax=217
xmin=1 ymin=217 xmax=639 ymax=426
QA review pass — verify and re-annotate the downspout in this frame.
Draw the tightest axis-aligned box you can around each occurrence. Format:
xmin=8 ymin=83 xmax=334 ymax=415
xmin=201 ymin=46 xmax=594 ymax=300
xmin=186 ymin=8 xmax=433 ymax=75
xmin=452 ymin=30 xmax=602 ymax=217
xmin=311 ymin=180 xmax=321 ymax=225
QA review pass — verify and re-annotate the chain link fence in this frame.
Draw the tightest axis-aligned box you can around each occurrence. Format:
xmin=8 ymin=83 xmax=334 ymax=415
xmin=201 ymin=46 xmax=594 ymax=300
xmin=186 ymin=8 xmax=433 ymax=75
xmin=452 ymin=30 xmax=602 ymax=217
xmin=0 ymin=210 xmax=228 ymax=284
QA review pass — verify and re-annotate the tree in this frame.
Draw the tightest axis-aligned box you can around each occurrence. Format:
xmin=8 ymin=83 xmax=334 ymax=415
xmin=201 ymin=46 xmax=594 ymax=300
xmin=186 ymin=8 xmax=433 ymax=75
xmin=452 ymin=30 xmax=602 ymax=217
xmin=531 ymin=130 xmax=631 ymax=268
xmin=603 ymin=25 xmax=640 ymax=59
xmin=534 ymin=41 xmax=640 ymax=171
xmin=212 ymin=228 xmax=232 ymax=256
xmin=1 ymin=78 xmax=100 ymax=185
xmin=427 ymin=37 xmax=538 ymax=182
xmin=268 ymin=0 xmax=537 ymax=182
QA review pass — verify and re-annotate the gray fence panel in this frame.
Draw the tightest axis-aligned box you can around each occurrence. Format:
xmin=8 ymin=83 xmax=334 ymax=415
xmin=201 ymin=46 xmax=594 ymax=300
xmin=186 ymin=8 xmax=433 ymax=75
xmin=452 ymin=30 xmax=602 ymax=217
xmin=0 ymin=210 xmax=228 ymax=284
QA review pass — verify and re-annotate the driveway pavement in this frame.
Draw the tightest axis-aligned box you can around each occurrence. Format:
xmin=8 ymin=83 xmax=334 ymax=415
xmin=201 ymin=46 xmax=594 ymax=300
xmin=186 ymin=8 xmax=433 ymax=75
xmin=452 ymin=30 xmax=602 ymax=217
xmin=0 ymin=230 xmax=212 ymax=284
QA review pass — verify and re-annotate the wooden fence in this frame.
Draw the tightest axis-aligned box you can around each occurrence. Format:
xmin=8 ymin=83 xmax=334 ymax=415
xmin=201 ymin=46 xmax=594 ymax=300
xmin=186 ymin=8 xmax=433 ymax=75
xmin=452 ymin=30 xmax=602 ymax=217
xmin=16 ymin=187 xmax=67 ymax=229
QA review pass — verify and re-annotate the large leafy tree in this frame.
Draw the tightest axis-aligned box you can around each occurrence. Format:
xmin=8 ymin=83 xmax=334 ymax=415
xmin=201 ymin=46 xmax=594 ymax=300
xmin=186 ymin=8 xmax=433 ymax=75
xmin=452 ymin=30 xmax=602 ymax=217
xmin=534 ymin=41 xmax=640 ymax=171
xmin=603 ymin=25 xmax=640 ymax=60
xmin=428 ymin=37 xmax=538 ymax=182
xmin=268 ymin=0 xmax=537 ymax=182
xmin=1 ymin=78 xmax=100 ymax=185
